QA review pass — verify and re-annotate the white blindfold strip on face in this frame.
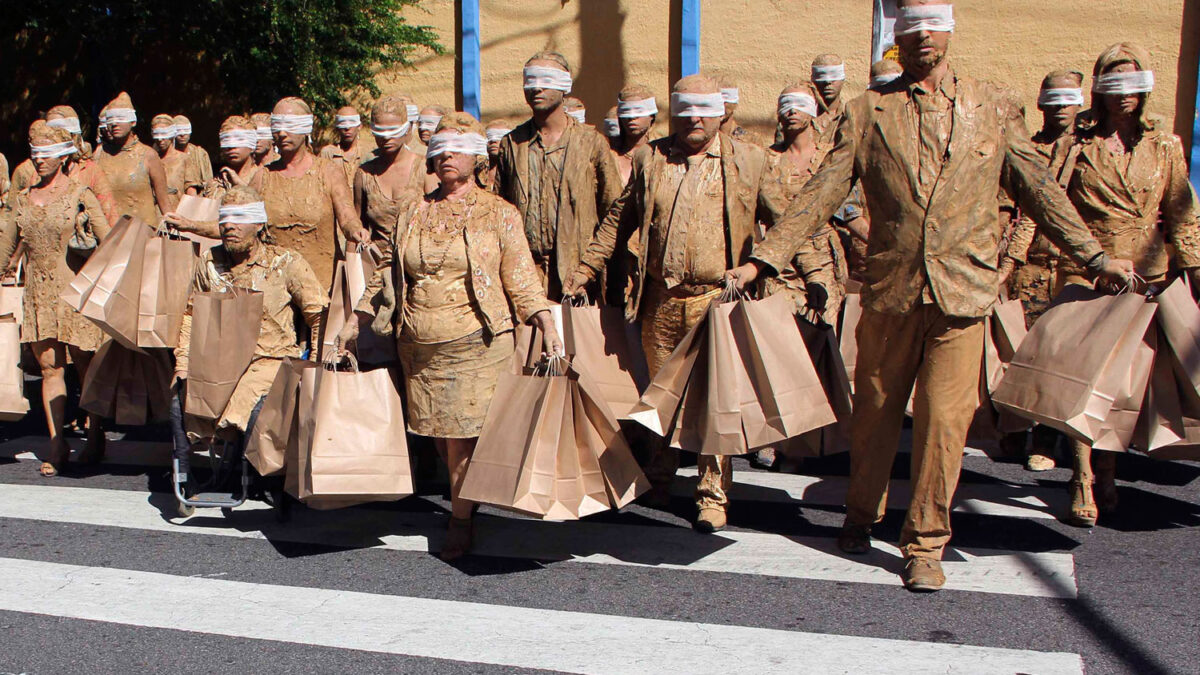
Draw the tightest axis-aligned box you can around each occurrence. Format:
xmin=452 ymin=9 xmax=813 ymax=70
xmin=218 ymin=201 xmax=268 ymax=224
xmin=371 ymin=122 xmax=412 ymax=139
xmin=151 ymin=125 xmax=179 ymax=140
xmin=485 ymin=128 xmax=512 ymax=142
xmin=1037 ymin=87 xmax=1085 ymax=106
xmin=175 ymin=123 xmax=193 ymax=135
xmin=894 ymin=4 xmax=955 ymax=36
xmin=870 ymin=72 xmax=903 ymax=89
xmin=670 ymin=92 xmax=727 ymax=118
xmin=523 ymin=65 xmax=573 ymax=92
xmin=617 ymin=97 xmax=658 ymax=118
xmin=47 ymin=117 xmax=82 ymax=135
xmin=106 ymin=108 xmax=138 ymax=124
xmin=567 ymin=109 xmax=587 ymax=123
xmin=603 ymin=119 xmax=620 ymax=138
xmin=219 ymin=130 xmax=259 ymax=149
xmin=778 ymin=92 xmax=819 ymax=117
xmin=720 ymin=87 xmax=739 ymax=104
xmin=269 ymin=113 xmax=314 ymax=135
xmin=334 ymin=114 xmax=361 ymax=129
xmin=1092 ymin=70 xmax=1154 ymax=95
xmin=29 ymin=141 xmax=79 ymax=159
xmin=811 ymin=63 xmax=846 ymax=83
xmin=406 ymin=104 xmax=420 ymax=120
xmin=425 ymin=131 xmax=489 ymax=157
xmin=417 ymin=115 xmax=443 ymax=131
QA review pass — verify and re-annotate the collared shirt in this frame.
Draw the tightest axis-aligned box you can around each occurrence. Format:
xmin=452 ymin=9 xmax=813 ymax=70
xmin=525 ymin=125 xmax=573 ymax=255
xmin=175 ymin=243 xmax=328 ymax=374
xmin=649 ymin=134 xmax=727 ymax=286
xmin=907 ymin=75 xmax=956 ymax=201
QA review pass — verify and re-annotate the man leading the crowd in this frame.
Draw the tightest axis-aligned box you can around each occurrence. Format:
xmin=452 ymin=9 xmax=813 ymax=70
xmin=724 ymin=0 xmax=1133 ymax=592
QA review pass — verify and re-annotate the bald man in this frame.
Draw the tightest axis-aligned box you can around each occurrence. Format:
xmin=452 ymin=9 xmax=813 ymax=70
xmin=726 ymin=0 xmax=1133 ymax=591
xmin=566 ymin=74 xmax=786 ymax=532
xmin=495 ymin=51 xmax=622 ymax=301
xmin=319 ymin=105 xmax=366 ymax=189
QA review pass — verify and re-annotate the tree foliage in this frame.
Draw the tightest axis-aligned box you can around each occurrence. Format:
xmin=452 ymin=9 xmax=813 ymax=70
xmin=0 ymin=0 xmax=443 ymax=155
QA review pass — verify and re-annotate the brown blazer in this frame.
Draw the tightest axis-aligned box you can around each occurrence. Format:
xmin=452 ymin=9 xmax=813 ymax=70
xmin=753 ymin=70 xmax=1106 ymax=318
xmin=579 ymin=133 xmax=785 ymax=320
xmin=495 ymin=117 xmax=622 ymax=295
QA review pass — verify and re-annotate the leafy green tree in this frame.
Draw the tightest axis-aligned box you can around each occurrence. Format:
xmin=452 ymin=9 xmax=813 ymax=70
xmin=0 ymin=0 xmax=442 ymax=156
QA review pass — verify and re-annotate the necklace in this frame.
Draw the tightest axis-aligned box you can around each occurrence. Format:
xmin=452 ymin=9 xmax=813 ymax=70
xmin=417 ymin=199 xmax=473 ymax=277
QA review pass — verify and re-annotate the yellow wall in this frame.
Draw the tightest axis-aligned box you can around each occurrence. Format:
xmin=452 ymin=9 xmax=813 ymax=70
xmin=384 ymin=0 xmax=1197 ymax=148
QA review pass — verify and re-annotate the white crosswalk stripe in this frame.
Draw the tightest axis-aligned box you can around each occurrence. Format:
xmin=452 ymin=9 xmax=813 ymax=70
xmin=0 ymin=557 xmax=1084 ymax=675
xmin=0 ymin=446 xmax=1089 ymax=672
xmin=0 ymin=483 xmax=1076 ymax=598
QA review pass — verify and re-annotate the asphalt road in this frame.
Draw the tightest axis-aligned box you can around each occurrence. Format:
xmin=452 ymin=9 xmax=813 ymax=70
xmin=0 ymin=426 xmax=1197 ymax=674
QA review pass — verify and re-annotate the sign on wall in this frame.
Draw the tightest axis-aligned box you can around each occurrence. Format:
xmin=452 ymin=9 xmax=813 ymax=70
xmin=871 ymin=0 xmax=899 ymax=64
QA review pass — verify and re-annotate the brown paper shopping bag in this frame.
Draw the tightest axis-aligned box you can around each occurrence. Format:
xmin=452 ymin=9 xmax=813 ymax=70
xmin=1091 ymin=321 xmax=1155 ymax=452
xmin=80 ymin=341 xmax=172 ymax=424
xmin=185 ymin=288 xmax=264 ymax=419
xmin=300 ymin=359 xmax=412 ymax=505
xmin=628 ymin=310 xmax=706 ymax=437
xmin=561 ymin=302 xmax=645 ymax=420
xmin=735 ymin=293 xmax=837 ymax=444
xmin=460 ymin=367 xmax=559 ymax=516
xmin=137 ymin=234 xmax=194 ymax=348
xmin=839 ymin=290 xmax=863 ymax=392
xmin=1153 ymin=277 xmax=1200 ymax=397
xmin=993 ymin=286 xmax=1155 ymax=443
xmin=245 ymin=358 xmax=313 ymax=476
xmin=0 ymin=281 xmax=28 ymax=420
xmin=61 ymin=215 xmax=132 ymax=311
xmin=80 ymin=218 xmax=153 ymax=350
xmin=572 ymin=366 xmax=650 ymax=508
xmin=174 ymin=195 xmax=222 ymax=253
xmin=79 ymin=341 xmax=121 ymax=419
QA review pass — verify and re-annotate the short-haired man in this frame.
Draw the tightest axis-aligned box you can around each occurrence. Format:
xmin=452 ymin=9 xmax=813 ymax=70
xmin=810 ymin=54 xmax=848 ymax=146
xmin=726 ymin=1 xmax=1133 ymax=591
xmin=495 ymin=51 xmax=622 ymax=301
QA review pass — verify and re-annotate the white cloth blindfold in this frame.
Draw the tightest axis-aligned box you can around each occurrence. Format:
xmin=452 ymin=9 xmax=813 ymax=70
xmin=47 ymin=117 xmax=82 ymax=135
xmin=106 ymin=108 xmax=138 ymax=124
xmin=406 ymin=104 xmax=420 ymax=120
xmin=417 ymin=115 xmax=442 ymax=131
xmin=603 ymin=119 xmax=620 ymax=137
xmin=617 ymin=98 xmax=657 ymax=118
xmin=29 ymin=141 xmax=78 ymax=159
xmin=811 ymin=64 xmax=846 ymax=82
xmin=371 ymin=122 xmax=412 ymax=139
xmin=175 ymin=123 xmax=192 ymax=135
xmin=778 ymin=92 xmax=819 ymax=117
xmin=567 ymin=110 xmax=587 ymax=123
xmin=1038 ymin=87 xmax=1085 ymax=106
xmin=334 ymin=114 xmax=361 ymax=129
xmin=894 ymin=4 xmax=955 ymax=35
xmin=870 ymin=72 xmax=903 ymax=89
xmin=219 ymin=130 xmax=259 ymax=149
xmin=151 ymin=125 xmax=178 ymax=140
xmin=720 ymin=88 xmax=740 ymax=104
xmin=523 ymin=66 xmax=573 ymax=92
xmin=255 ymin=127 xmax=272 ymax=140
xmin=219 ymin=201 xmax=268 ymax=224
xmin=485 ymin=128 xmax=511 ymax=142
xmin=1093 ymin=71 xmax=1154 ymax=95
xmin=671 ymin=92 xmax=727 ymax=118
xmin=426 ymin=132 xmax=488 ymax=157
xmin=270 ymin=113 xmax=314 ymax=135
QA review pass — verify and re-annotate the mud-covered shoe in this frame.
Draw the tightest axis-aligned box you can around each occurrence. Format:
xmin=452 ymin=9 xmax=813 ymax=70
xmin=903 ymin=558 xmax=946 ymax=592
xmin=1025 ymin=452 xmax=1055 ymax=472
xmin=695 ymin=507 xmax=727 ymax=533
xmin=836 ymin=524 xmax=872 ymax=554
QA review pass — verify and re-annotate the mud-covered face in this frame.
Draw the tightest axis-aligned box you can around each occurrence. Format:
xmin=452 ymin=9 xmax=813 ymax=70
xmin=372 ymin=112 xmax=409 ymax=156
xmin=523 ymin=60 xmax=568 ymax=115
xmin=220 ymin=219 xmax=262 ymax=254
xmin=32 ymin=153 xmax=65 ymax=180
xmin=1101 ymin=62 xmax=1144 ymax=121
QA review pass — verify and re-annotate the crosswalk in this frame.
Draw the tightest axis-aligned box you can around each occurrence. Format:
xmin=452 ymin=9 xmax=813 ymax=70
xmin=0 ymin=437 xmax=1092 ymax=673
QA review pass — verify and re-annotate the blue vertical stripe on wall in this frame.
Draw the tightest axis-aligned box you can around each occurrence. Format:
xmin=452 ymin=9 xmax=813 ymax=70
xmin=1191 ymin=64 xmax=1200 ymax=189
xmin=681 ymin=0 xmax=701 ymax=77
xmin=461 ymin=0 xmax=482 ymax=119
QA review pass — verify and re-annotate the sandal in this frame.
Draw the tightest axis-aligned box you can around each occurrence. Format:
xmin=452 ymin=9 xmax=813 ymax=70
xmin=1067 ymin=478 xmax=1098 ymax=527
xmin=39 ymin=444 xmax=71 ymax=477
xmin=1025 ymin=453 xmax=1056 ymax=472
xmin=440 ymin=516 xmax=474 ymax=562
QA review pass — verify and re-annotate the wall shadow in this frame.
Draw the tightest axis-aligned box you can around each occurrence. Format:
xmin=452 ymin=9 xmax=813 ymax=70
xmin=574 ymin=1 xmax=627 ymax=125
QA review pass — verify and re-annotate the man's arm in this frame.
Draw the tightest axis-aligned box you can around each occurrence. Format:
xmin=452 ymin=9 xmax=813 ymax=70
xmin=574 ymin=168 xmax=638 ymax=284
